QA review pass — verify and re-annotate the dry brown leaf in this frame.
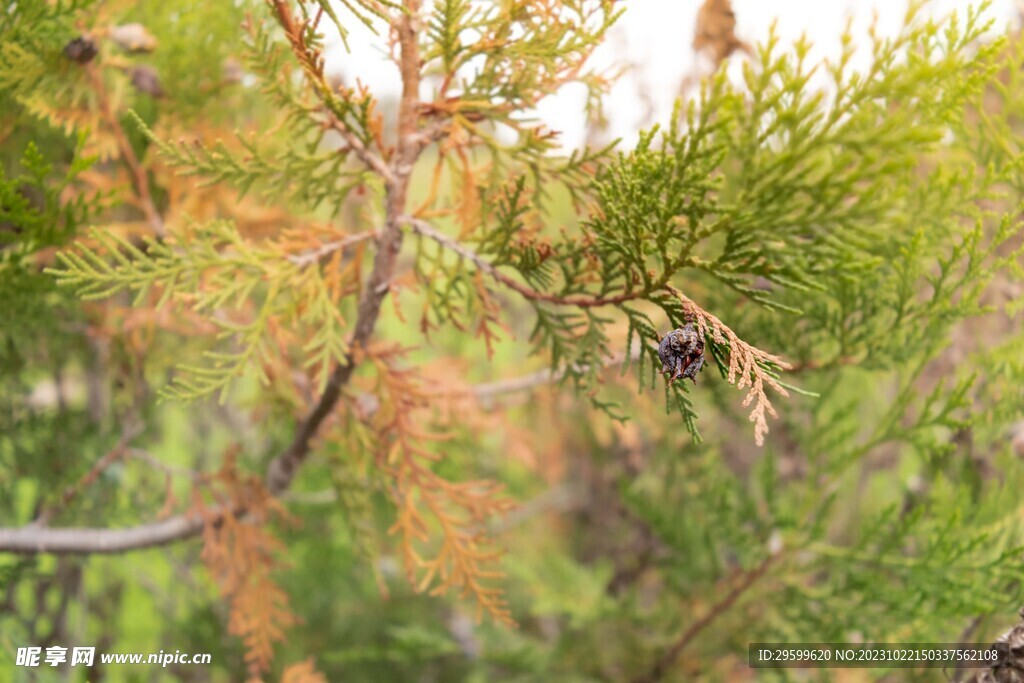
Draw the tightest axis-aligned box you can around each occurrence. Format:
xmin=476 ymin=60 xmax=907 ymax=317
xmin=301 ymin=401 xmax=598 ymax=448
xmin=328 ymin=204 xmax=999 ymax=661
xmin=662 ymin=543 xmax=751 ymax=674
xmin=693 ymin=0 xmax=751 ymax=67
xmin=669 ymin=285 xmax=790 ymax=446
xmin=280 ymin=659 xmax=327 ymax=683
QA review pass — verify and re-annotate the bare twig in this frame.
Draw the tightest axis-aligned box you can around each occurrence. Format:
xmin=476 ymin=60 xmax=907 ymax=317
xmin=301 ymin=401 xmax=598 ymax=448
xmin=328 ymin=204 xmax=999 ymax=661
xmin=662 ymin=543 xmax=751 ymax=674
xmin=30 ymin=424 xmax=143 ymax=528
xmin=631 ymin=554 xmax=779 ymax=683
xmin=282 ymin=482 xmax=587 ymax=521
xmin=125 ymin=448 xmax=201 ymax=480
xmin=403 ymin=215 xmax=651 ymax=308
xmin=457 ymin=349 xmax=640 ymax=405
xmin=286 ymin=229 xmax=378 ymax=268
xmin=280 ymin=489 xmax=339 ymax=505
xmin=0 ymin=515 xmax=212 ymax=553
xmin=265 ymin=0 xmax=422 ymax=496
xmin=488 ymin=483 xmax=587 ymax=534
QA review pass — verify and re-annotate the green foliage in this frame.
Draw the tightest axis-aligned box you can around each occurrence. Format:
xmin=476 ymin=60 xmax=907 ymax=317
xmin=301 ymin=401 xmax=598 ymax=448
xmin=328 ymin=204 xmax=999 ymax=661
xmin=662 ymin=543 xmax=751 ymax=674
xmin=132 ymin=110 xmax=377 ymax=215
xmin=6 ymin=0 xmax=1024 ymax=681
xmin=423 ymin=0 xmax=622 ymax=118
xmin=0 ymin=0 xmax=93 ymax=98
xmin=0 ymin=136 xmax=98 ymax=381
xmin=50 ymin=220 xmax=353 ymax=401
xmin=406 ymin=4 xmax=1011 ymax=451
xmin=1 ymin=135 xmax=98 ymax=256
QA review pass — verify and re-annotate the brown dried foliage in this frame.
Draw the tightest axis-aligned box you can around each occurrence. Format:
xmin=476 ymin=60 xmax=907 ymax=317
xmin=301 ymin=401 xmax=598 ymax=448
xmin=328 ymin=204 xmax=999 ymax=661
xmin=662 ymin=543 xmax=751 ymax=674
xmin=669 ymin=285 xmax=790 ymax=446
xmin=693 ymin=0 xmax=751 ymax=67
xmin=280 ymin=658 xmax=328 ymax=683
xmin=362 ymin=346 xmax=518 ymax=626
xmin=194 ymin=452 xmax=299 ymax=679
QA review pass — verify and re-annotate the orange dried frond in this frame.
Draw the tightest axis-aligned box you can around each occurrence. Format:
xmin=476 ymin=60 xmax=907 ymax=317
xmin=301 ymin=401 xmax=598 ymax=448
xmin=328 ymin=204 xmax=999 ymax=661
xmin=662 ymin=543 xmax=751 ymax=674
xmin=453 ymin=147 xmax=481 ymax=238
xmin=358 ymin=79 xmax=387 ymax=154
xmin=229 ymin=574 xmax=299 ymax=675
xmin=193 ymin=449 xmax=298 ymax=677
xmin=369 ymin=357 xmax=518 ymax=626
xmin=281 ymin=659 xmax=328 ymax=683
xmin=470 ymin=270 xmax=507 ymax=360
xmin=388 ymin=456 xmax=517 ymax=627
xmin=101 ymin=301 xmax=220 ymax=344
xmin=412 ymin=151 xmax=447 ymax=217
xmin=668 ymin=285 xmax=791 ymax=446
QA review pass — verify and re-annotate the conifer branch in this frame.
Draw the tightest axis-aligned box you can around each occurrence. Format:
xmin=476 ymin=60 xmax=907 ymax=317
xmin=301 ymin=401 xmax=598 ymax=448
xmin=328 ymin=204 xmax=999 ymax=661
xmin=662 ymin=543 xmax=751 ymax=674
xmin=452 ymin=350 xmax=640 ymax=403
xmin=268 ymin=0 xmax=395 ymax=184
xmin=667 ymin=284 xmax=791 ymax=446
xmin=5 ymin=0 xmax=1024 ymax=675
xmin=0 ymin=0 xmax=429 ymax=555
xmin=266 ymin=0 xmax=423 ymax=494
xmin=404 ymin=215 xmax=646 ymax=307
xmin=286 ymin=228 xmax=378 ymax=267
xmin=408 ymin=213 xmax=793 ymax=441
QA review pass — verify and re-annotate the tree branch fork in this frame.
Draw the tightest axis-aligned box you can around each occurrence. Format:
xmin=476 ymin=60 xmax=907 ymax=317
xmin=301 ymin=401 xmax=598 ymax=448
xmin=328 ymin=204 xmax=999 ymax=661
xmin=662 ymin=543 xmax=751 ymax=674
xmin=0 ymin=0 xmax=803 ymax=556
xmin=0 ymin=0 xmax=420 ymax=556
xmin=0 ymin=209 xmax=792 ymax=554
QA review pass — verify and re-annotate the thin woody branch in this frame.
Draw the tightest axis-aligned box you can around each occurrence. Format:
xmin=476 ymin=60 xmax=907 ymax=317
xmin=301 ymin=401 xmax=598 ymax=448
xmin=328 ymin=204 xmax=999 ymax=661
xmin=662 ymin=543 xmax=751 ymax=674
xmin=0 ymin=514 xmax=212 ymax=554
xmin=29 ymin=423 xmax=142 ymax=528
xmin=631 ymin=554 xmax=779 ymax=683
xmin=458 ymin=349 xmax=640 ymax=403
xmin=125 ymin=448 xmax=202 ymax=480
xmin=0 ymin=0 xmax=428 ymax=556
xmin=322 ymin=112 xmax=395 ymax=184
xmin=286 ymin=228 xmax=378 ymax=267
xmin=403 ymin=215 xmax=647 ymax=308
